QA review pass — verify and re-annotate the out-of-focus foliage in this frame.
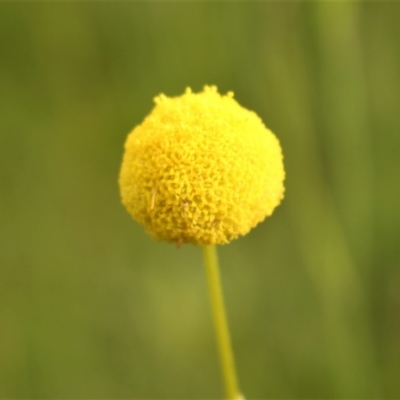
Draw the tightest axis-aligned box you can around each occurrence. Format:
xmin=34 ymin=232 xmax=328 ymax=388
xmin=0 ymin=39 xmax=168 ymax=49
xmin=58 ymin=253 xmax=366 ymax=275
xmin=1 ymin=2 xmax=400 ymax=399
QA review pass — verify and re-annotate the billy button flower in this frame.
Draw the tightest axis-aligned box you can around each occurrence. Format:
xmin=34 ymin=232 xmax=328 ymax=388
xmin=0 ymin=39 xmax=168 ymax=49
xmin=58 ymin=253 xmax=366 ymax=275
xmin=119 ymin=86 xmax=285 ymax=246
xmin=119 ymin=86 xmax=285 ymax=400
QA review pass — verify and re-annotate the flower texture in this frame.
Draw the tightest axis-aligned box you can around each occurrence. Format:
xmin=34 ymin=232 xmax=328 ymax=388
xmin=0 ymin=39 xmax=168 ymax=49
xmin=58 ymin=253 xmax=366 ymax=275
xmin=119 ymin=86 xmax=285 ymax=245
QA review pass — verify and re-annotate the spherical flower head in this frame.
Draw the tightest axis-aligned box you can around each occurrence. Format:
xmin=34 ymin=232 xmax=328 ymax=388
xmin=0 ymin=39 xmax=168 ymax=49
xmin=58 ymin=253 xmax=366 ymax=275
xmin=119 ymin=86 xmax=285 ymax=245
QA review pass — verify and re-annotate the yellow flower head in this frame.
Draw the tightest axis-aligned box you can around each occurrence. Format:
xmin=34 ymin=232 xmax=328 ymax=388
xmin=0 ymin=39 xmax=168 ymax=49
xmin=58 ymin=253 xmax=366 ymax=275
xmin=119 ymin=86 xmax=285 ymax=245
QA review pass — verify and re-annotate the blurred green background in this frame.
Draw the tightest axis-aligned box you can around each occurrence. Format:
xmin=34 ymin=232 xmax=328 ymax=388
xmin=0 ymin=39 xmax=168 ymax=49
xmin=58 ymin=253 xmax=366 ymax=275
xmin=1 ymin=1 xmax=400 ymax=399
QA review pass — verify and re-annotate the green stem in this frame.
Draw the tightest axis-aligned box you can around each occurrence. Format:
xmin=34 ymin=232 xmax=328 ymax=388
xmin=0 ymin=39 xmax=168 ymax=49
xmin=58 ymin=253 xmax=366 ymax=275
xmin=202 ymin=244 xmax=240 ymax=400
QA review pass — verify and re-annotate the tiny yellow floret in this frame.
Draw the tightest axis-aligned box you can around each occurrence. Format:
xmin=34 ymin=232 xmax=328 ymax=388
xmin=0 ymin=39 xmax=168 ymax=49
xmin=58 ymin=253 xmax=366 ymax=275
xmin=119 ymin=86 xmax=285 ymax=245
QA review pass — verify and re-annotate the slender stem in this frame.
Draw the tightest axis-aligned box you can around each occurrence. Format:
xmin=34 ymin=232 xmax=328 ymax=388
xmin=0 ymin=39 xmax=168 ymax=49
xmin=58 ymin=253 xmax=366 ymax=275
xmin=202 ymin=244 xmax=240 ymax=400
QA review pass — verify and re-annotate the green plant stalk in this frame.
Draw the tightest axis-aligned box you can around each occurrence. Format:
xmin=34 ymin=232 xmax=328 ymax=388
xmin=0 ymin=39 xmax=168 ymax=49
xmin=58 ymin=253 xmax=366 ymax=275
xmin=202 ymin=244 xmax=240 ymax=400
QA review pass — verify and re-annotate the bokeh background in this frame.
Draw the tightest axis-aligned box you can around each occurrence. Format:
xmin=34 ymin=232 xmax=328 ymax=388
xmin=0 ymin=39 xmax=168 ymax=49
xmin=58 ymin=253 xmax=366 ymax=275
xmin=1 ymin=1 xmax=400 ymax=399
